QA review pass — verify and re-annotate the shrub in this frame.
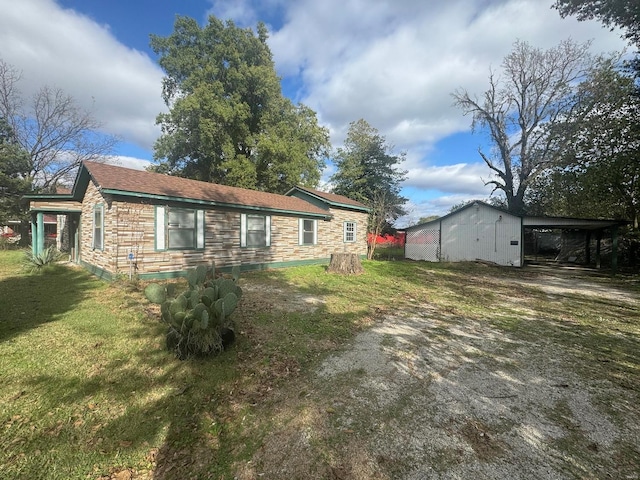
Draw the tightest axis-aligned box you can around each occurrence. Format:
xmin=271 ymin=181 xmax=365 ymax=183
xmin=144 ymin=263 xmax=242 ymax=359
xmin=22 ymin=246 xmax=64 ymax=272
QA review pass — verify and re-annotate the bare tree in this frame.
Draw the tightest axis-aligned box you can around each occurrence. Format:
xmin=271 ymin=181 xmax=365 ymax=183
xmin=452 ymin=39 xmax=596 ymax=214
xmin=0 ymin=58 xmax=117 ymax=190
xmin=367 ymin=189 xmax=398 ymax=260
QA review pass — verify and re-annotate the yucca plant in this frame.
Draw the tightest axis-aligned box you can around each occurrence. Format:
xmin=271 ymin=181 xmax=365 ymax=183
xmin=22 ymin=246 xmax=64 ymax=272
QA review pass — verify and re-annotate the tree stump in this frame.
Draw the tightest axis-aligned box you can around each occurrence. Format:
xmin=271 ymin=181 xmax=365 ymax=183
xmin=327 ymin=253 xmax=364 ymax=275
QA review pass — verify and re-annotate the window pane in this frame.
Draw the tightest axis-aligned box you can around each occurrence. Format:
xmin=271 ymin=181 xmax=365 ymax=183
xmin=345 ymin=222 xmax=355 ymax=242
xmin=303 ymin=231 xmax=314 ymax=245
xmin=94 ymin=208 xmax=103 ymax=250
xmin=168 ymin=209 xmax=195 ymax=228
xmin=247 ymin=231 xmax=266 ymax=247
xmin=303 ymin=219 xmax=313 ymax=232
xmin=247 ymin=215 xmax=265 ymax=230
xmin=169 ymin=229 xmax=195 ymax=249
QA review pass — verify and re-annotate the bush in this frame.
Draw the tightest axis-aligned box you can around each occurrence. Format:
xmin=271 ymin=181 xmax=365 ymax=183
xmin=144 ymin=264 xmax=242 ymax=359
xmin=22 ymin=246 xmax=64 ymax=272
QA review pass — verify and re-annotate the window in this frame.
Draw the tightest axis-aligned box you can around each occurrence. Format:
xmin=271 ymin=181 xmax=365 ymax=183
xmin=343 ymin=221 xmax=356 ymax=243
xmin=241 ymin=213 xmax=271 ymax=247
xmin=155 ymin=206 xmax=204 ymax=250
xmin=92 ymin=204 xmax=103 ymax=250
xmin=299 ymin=218 xmax=317 ymax=245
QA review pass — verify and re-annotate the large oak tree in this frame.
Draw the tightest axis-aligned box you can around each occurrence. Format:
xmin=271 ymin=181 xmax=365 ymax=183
xmin=150 ymin=16 xmax=330 ymax=194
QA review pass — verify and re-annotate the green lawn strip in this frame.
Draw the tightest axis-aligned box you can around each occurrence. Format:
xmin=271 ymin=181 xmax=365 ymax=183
xmin=1 ymin=253 xmax=638 ymax=478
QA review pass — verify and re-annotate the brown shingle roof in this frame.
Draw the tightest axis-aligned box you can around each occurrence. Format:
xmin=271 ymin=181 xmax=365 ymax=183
xmin=291 ymin=186 xmax=368 ymax=209
xmin=83 ymin=161 xmax=331 ymax=217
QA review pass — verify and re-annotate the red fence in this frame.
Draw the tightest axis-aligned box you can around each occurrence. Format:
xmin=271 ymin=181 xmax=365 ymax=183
xmin=367 ymin=232 xmax=405 ymax=247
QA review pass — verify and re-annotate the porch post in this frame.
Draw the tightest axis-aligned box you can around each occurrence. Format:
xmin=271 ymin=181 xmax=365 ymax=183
xmin=595 ymin=231 xmax=602 ymax=269
xmin=31 ymin=215 xmax=37 ymax=256
xmin=36 ymin=212 xmax=45 ymax=255
xmin=611 ymin=226 xmax=618 ymax=276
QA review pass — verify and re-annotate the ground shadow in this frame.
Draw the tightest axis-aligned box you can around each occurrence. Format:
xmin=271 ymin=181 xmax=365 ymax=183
xmin=0 ymin=265 xmax=101 ymax=344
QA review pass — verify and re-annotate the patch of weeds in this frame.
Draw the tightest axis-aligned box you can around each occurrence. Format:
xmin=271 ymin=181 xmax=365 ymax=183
xmin=430 ymin=446 xmax=467 ymax=473
xmin=543 ymin=399 xmax=611 ymax=478
xmin=611 ymin=440 xmax=640 ymax=478
xmin=459 ymin=419 xmax=507 ymax=461
xmin=380 ymin=333 xmax=396 ymax=348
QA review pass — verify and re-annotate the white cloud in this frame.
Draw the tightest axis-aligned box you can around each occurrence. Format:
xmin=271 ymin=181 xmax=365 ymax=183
xmin=108 ymin=156 xmax=153 ymax=171
xmin=269 ymin=0 xmax=628 ymax=164
xmin=0 ymin=0 xmax=631 ymax=211
xmin=0 ymin=0 xmax=166 ymax=150
xmin=405 ymin=162 xmax=495 ymax=195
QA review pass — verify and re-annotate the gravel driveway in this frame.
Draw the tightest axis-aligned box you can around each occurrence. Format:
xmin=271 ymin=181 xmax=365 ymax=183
xmin=245 ymin=268 xmax=640 ymax=479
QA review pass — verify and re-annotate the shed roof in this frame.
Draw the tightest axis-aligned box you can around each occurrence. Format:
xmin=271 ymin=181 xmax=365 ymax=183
xmin=404 ymin=200 xmax=626 ymax=232
xmin=404 ymin=201 xmax=512 ymax=231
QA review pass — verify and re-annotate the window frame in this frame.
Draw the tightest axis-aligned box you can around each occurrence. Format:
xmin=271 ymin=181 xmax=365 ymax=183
xmin=92 ymin=204 xmax=104 ymax=251
xmin=343 ymin=221 xmax=356 ymax=243
xmin=299 ymin=218 xmax=318 ymax=246
xmin=241 ymin=213 xmax=271 ymax=248
xmin=155 ymin=206 xmax=205 ymax=251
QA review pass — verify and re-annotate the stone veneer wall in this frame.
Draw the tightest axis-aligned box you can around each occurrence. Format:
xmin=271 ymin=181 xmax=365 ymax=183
xmin=75 ymin=185 xmax=368 ymax=278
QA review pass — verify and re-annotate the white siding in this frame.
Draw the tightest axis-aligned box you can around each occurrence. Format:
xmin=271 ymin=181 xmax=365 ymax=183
xmin=440 ymin=203 xmax=521 ymax=266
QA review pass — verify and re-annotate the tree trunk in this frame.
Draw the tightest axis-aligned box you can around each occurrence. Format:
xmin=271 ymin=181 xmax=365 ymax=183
xmin=327 ymin=253 xmax=364 ymax=275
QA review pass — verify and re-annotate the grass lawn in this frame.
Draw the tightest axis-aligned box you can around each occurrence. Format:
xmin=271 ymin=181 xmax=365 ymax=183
xmin=1 ymin=251 xmax=638 ymax=479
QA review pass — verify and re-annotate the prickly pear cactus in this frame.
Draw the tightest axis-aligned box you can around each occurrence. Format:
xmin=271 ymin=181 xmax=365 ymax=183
xmin=144 ymin=264 xmax=242 ymax=359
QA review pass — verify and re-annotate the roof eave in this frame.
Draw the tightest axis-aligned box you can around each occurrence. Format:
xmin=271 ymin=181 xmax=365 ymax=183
xmin=100 ymin=188 xmax=333 ymax=220
xmin=288 ymin=186 xmax=370 ymax=212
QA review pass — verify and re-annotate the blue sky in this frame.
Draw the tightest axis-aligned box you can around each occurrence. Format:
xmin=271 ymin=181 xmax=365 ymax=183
xmin=0 ymin=0 xmax=629 ymax=223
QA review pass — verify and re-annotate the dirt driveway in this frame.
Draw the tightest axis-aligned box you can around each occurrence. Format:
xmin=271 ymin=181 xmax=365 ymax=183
xmin=243 ymin=266 xmax=640 ymax=479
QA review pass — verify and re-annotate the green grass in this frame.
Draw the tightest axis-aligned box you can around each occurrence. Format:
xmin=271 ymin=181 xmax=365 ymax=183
xmin=0 ymin=253 xmax=639 ymax=479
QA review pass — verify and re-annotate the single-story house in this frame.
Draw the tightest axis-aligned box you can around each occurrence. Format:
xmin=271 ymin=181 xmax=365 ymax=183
xmin=405 ymin=201 xmax=624 ymax=268
xmin=26 ymin=161 xmax=369 ymax=279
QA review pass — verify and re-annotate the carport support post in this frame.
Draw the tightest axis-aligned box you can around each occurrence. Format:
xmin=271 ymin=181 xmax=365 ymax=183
xmin=611 ymin=226 xmax=618 ymax=276
xmin=595 ymin=231 xmax=602 ymax=269
xmin=585 ymin=231 xmax=591 ymax=265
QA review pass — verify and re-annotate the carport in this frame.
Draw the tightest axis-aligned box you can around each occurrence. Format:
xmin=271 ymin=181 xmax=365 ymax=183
xmin=522 ymin=216 xmax=626 ymax=273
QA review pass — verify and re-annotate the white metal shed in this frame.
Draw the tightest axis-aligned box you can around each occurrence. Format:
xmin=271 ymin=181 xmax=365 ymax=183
xmin=405 ymin=202 xmax=626 ymax=269
xmin=405 ymin=202 xmax=523 ymax=267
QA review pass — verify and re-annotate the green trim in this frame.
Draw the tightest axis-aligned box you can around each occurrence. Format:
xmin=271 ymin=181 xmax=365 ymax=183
xmin=100 ymin=188 xmax=332 ymax=220
xmin=79 ymin=260 xmax=114 ymax=281
xmin=286 ymin=186 xmax=370 ymax=213
xmin=136 ymin=258 xmax=332 ymax=280
xmin=23 ymin=194 xmax=75 ymax=201
xmin=30 ymin=208 xmax=82 ymax=213
xmin=36 ymin=212 xmax=45 ymax=255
